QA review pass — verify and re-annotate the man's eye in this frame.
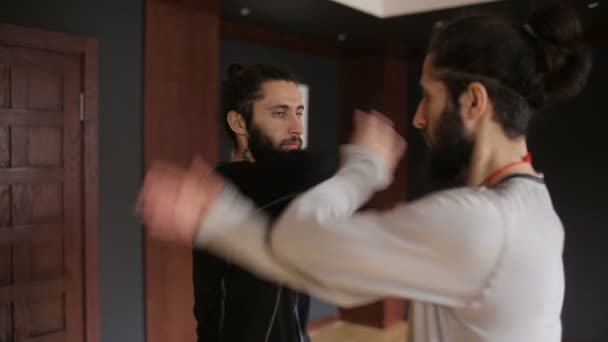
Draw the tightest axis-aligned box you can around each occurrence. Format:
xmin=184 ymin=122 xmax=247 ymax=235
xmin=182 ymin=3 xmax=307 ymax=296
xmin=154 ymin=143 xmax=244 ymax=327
xmin=274 ymin=112 xmax=285 ymax=117
xmin=296 ymin=112 xmax=303 ymax=117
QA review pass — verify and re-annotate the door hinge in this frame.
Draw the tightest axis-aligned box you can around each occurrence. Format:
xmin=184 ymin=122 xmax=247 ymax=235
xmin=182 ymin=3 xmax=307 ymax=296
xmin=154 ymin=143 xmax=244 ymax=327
xmin=79 ymin=93 xmax=85 ymax=122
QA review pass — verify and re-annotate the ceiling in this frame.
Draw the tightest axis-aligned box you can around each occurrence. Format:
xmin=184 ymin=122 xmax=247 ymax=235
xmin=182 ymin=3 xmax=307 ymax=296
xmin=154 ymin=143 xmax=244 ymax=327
xmin=328 ymin=0 xmax=502 ymax=18
xmin=221 ymin=0 xmax=606 ymax=49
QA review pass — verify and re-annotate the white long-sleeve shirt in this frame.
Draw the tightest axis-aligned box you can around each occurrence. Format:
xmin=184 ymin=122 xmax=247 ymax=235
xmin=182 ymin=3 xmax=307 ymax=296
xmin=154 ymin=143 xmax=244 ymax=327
xmin=196 ymin=144 xmax=565 ymax=342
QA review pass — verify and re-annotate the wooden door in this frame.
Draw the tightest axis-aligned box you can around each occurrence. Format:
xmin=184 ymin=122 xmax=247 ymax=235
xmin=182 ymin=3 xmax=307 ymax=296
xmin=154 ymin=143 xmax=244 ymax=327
xmin=0 ymin=42 xmax=84 ymax=342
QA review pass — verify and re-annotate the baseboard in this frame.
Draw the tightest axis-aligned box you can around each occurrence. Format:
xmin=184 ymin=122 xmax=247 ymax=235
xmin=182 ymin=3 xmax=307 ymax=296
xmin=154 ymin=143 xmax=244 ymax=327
xmin=307 ymin=313 xmax=341 ymax=331
xmin=339 ymin=299 xmax=406 ymax=329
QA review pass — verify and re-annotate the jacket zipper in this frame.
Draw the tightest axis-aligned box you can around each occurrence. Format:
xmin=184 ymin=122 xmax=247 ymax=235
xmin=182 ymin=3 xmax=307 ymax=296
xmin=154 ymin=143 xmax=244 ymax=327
xmin=264 ymin=285 xmax=283 ymax=342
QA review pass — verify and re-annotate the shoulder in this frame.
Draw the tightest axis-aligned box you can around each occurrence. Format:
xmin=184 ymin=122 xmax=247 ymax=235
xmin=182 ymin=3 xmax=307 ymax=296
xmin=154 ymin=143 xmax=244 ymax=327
xmin=395 ymin=187 xmax=506 ymax=274
xmin=400 ymin=187 xmax=505 ymax=250
xmin=267 ymin=150 xmax=337 ymax=189
xmin=249 ymin=150 xmax=337 ymax=186
xmin=214 ymin=161 xmax=251 ymax=180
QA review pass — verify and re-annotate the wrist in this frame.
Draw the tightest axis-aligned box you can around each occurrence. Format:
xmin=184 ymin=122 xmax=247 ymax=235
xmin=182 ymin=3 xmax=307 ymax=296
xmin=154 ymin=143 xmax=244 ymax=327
xmin=339 ymin=144 xmax=392 ymax=191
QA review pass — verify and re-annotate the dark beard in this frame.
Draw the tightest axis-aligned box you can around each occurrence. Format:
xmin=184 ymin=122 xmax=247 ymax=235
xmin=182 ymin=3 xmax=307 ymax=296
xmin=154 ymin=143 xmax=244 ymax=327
xmin=424 ymin=103 xmax=474 ymax=192
xmin=247 ymin=124 xmax=303 ymax=161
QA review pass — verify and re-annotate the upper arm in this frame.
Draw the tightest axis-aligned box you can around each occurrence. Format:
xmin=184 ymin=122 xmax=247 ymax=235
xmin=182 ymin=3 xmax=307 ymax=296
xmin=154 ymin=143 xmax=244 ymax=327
xmin=196 ymin=182 xmax=382 ymax=308
xmin=271 ymin=189 xmax=505 ymax=308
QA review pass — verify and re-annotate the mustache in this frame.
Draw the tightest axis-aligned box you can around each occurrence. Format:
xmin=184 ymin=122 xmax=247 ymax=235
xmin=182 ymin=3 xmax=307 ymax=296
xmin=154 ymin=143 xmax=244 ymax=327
xmin=281 ymin=136 xmax=303 ymax=146
xmin=421 ymin=129 xmax=432 ymax=147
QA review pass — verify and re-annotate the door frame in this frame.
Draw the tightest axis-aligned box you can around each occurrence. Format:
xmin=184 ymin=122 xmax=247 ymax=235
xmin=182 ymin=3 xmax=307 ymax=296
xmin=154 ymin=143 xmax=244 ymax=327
xmin=0 ymin=23 xmax=100 ymax=342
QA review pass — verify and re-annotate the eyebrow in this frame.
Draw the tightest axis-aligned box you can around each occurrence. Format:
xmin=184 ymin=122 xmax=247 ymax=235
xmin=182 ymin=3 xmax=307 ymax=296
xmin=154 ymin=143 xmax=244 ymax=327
xmin=267 ymin=104 xmax=305 ymax=111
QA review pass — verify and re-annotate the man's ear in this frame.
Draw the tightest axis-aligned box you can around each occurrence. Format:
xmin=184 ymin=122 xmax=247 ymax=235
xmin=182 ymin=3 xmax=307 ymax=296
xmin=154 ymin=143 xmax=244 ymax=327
xmin=462 ymin=81 xmax=489 ymax=122
xmin=227 ymin=111 xmax=248 ymax=136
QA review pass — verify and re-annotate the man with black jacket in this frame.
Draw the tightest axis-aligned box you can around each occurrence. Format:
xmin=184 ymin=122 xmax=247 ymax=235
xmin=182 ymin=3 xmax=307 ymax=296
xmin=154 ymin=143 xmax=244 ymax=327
xmin=192 ymin=63 xmax=334 ymax=342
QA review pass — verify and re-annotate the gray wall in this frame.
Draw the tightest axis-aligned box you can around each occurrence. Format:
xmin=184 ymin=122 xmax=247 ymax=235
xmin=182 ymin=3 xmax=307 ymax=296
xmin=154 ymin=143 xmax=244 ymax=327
xmin=0 ymin=1 xmax=145 ymax=342
xmin=529 ymin=45 xmax=608 ymax=342
xmin=219 ymin=39 xmax=340 ymax=321
xmin=406 ymin=46 xmax=608 ymax=342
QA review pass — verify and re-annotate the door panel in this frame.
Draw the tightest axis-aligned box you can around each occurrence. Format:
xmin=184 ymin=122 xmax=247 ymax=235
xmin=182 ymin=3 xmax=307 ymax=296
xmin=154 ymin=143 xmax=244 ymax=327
xmin=0 ymin=43 xmax=83 ymax=342
xmin=0 ymin=303 xmax=11 ymax=342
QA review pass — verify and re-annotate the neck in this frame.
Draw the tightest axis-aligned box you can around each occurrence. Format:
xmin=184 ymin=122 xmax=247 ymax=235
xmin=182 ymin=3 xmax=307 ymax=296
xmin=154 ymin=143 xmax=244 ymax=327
xmin=467 ymin=133 xmax=535 ymax=188
xmin=231 ymin=148 xmax=254 ymax=162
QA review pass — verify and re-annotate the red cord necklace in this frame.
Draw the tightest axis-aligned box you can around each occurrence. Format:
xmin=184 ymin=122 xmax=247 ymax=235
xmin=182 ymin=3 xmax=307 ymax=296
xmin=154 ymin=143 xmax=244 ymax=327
xmin=478 ymin=153 xmax=533 ymax=187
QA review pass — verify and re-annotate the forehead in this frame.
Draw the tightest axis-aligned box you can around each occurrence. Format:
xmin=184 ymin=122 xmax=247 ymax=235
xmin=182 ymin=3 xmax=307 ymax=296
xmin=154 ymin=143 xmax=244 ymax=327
xmin=420 ymin=54 xmax=441 ymax=86
xmin=258 ymin=80 xmax=302 ymax=104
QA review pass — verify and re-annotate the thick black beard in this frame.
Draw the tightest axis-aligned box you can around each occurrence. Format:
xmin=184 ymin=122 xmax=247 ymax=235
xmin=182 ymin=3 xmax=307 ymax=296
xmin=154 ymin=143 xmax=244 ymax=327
xmin=247 ymin=124 xmax=303 ymax=161
xmin=423 ymin=102 xmax=475 ymax=193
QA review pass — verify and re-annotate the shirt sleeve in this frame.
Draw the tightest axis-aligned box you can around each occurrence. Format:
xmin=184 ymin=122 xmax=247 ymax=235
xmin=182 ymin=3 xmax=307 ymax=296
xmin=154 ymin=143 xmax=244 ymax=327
xmin=195 ymin=145 xmax=505 ymax=308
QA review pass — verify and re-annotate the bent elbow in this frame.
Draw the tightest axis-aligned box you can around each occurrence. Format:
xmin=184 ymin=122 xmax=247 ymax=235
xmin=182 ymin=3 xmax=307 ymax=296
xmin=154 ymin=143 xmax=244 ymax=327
xmin=269 ymin=218 xmax=315 ymax=267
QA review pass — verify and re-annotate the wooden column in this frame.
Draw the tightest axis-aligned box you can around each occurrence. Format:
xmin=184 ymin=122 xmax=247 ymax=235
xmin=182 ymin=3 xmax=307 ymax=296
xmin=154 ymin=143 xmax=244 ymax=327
xmin=143 ymin=0 xmax=219 ymax=341
xmin=338 ymin=45 xmax=409 ymax=328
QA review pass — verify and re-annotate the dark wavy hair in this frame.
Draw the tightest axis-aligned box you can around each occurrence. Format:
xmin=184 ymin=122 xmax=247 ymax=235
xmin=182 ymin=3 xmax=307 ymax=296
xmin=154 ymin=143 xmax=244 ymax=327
xmin=221 ymin=64 xmax=299 ymax=145
xmin=427 ymin=4 xmax=593 ymax=138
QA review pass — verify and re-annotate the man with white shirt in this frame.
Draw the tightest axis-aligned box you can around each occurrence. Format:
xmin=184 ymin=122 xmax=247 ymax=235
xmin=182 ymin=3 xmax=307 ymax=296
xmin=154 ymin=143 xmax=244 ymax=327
xmin=138 ymin=4 xmax=592 ymax=341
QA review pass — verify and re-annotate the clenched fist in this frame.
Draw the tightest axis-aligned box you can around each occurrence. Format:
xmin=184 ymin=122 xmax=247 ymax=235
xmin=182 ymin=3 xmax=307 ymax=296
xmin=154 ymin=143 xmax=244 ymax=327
xmin=137 ymin=157 xmax=224 ymax=245
xmin=350 ymin=109 xmax=407 ymax=174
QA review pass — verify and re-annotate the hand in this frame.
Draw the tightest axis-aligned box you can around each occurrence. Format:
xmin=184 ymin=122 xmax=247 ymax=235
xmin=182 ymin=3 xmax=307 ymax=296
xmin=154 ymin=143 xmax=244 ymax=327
xmin=350 ymin=109 xmax=407 ymax=174
xmin=136 ymin=156 xmax=224 ymax=245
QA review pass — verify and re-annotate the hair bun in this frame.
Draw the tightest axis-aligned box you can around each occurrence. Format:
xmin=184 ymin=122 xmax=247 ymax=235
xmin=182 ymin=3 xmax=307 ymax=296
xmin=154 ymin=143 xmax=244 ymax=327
xmin=526 ymin=4 xmax=593 ymax=102
xmin=528 ymin=4 xmax=582 ymax=47
xmin=228 ymin=63 xmax=245 ymax=79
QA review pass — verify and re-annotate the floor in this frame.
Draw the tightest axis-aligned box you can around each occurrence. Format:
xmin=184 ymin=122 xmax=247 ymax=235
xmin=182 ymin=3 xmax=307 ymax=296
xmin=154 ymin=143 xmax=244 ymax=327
xmin=310 ymin=321 xmax=408 ymax=342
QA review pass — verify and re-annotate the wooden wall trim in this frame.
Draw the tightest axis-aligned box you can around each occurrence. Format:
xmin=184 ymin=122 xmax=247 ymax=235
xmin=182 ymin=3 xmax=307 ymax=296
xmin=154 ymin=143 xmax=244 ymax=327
xmin=0 ymin=23 xmax=101 ymax=342
xmin=143 ymin=1 xmax=220 ymax=341
xmin=221 ymin=20 xmax=339 ymax=59
xmin=156 ymin=0 xmax=219 ymax=12
xmin=0 ymin=24 xmax=89 ymax=54
xmin=337 ymin=45 xmax=408 ymax=329
xmin=82 ymin=38 xmax=101 ymax=342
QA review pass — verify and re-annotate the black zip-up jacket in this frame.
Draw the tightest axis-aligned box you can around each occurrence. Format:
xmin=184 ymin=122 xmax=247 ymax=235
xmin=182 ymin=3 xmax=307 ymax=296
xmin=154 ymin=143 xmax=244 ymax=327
xmin=192 ymin=150 xmax=336 ymax=342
